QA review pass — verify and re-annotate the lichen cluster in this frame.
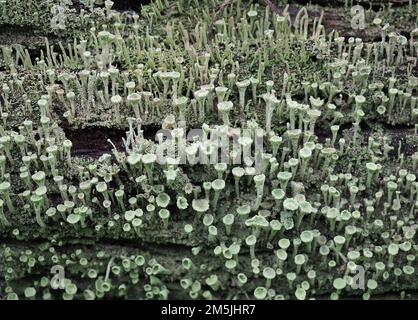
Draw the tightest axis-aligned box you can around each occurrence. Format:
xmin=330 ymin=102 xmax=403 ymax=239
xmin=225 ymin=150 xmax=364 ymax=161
xmin=0 ymin=0 xmax=418 ymax=300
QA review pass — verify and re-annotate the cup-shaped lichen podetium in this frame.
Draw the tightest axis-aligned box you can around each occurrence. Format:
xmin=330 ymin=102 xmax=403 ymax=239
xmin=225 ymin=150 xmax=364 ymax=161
xmin=295 ymin=287 xmax=307 ymax=300
xmin=262 ymin=93 xmax=279 ymax=133
xmin=253 ymin=174 xmax=266 ymax=211
xmin=159 ymin=71 xmax=172 ymax=100
xmin=231 ymin=167 xmax=245 ymax=198
xmin=194 ymin=89 xmax=209 ymax=121
xmin=31 ymin=171 xmax=46 ymax=187
xmin=331 ymin=278 xmax=347 ymax=300
xmin=296 ymin=200 xmax=313 ymax=229
xmin=253 ymin=286 xmax=267 ymax=300
xmin=271 ymin=188 xmax=285 ymax=209
xmin=127 ymin=93 xmax=142 ymax=119
xmin=156 ymin=192 xmax=170 ymax=209
xmin=275 ymin=248 xmax=287 ymax=269
xmin=270 ymin=135 xmax=283 ymax=157
xmin=215 ymin=86 xmax=228 ymax=103
xmin=158 ymin=209 xmax=170 ymax=229
xmin=211 ymin=179 xmax=225 ymax=210
xmin=236 ymin=204 xmax=251 ymax=221
xmin=205 ymin=274 xmax=220 ymax=291
xmin=96 ymin=181 xmax=109 ymax=202
xmin=283 ymin=197 xmax=299 ymax=217
xmin=245 ymin=214 xmax=269 ymax=237
xmin=333 ymin=235 xmax=346 ymax=263
xmin=13 ymin=134 xmax=26 ymax=158
xmin=298 ymin=147 xmax=312 ymax=179
xmin=141 ymin=153 xmax=157 ymax=182
xmin=236 ymin=79 xmax=251 ymax=112
xmin=114 ymin=189 xmax=125 ymax=212
xmin=325 ymin=207 xmax=339 ymax=232
xmin=262 ymin=267 xmax=276 ymax=289
xmin=173 ymin=96 xmax=189 ymax=122
xmin=387 ymin=243 xmax=399 ymax=265
xmin=237 ymin=273 xmax=248 ymax=288
xmin=79 ymin=180 xmax=92 ymax=204
xmin=30 ymin=193 xmax=45 ymax=228
xmin=0 ymin=181 xmax=15 ymax=214
xmin=110 ymin=95 xmax=123 ymax=125
xmin=192 ymin=198 xmax=209 ymax=218
xmin=217 ymin=101 xmax=233 ymax=126
xmin=300 ymin=230 xmax=314 ymax=253
xmin=268 ymin=219 xmax=282 ymax=241
xmin=365 ymin=162 xmax=379 ymax=189
xmin=222 ymin=213 xmax=234 ymax=236
xmin=37 ymin=98 xmax=49 ymax=117
xmin=245 ymin=234 xmax=257 ymax=260
xmin=294 ymin=254 xmax=306 ymax=275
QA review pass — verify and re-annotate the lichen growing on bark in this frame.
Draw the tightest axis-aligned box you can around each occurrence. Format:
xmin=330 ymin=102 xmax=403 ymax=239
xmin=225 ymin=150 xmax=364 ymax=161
xmin=0 ymin=0 xmax=417 ymax=300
